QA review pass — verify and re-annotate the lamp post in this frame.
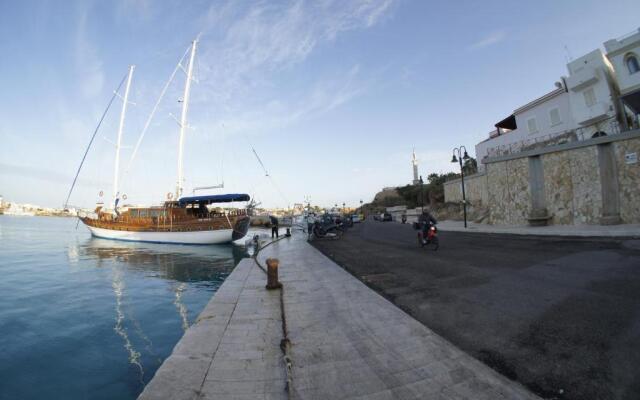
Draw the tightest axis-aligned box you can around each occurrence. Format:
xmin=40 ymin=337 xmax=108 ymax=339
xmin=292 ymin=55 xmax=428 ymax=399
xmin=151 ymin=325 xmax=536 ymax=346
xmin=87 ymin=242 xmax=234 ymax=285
xmin=451 ymin=146 xmax=470 ymax=228
xmin=419 ymin=175 xmax=424 ymax=214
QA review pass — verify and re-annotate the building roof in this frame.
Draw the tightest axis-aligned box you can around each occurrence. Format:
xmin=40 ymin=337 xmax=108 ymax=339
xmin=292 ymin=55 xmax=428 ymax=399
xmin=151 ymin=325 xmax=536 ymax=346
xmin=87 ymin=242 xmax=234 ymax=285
xmin=513 ymin=86 xmax=566 ymax=115
xmin=495 ymin=114 xmax=517 ymax=130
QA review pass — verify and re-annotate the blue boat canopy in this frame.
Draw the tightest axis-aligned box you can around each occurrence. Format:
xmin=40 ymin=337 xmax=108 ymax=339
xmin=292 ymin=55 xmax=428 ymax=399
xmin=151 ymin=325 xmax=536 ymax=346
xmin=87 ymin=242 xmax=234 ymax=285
xmin=178 ymin=193 xmax=250 ymax=205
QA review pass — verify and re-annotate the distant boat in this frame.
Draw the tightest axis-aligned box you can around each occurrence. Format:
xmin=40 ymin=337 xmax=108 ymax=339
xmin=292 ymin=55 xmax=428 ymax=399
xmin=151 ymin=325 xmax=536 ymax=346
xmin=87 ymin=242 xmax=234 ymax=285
xmin=77 ymin=40 xmax=250 ymax=244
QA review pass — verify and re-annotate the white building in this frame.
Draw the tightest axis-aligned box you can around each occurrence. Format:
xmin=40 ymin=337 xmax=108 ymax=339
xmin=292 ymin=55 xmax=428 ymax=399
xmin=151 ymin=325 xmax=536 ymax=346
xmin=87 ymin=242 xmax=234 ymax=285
xmin=475 ymin=29 xmax=638 ymax=170
xmin=565 ymin=49 xmax=620 ymax=136
xmin=475 ymin=83 xmax=576 ymax=168
xmin=604 ymin=28 xmax=640 ymax=129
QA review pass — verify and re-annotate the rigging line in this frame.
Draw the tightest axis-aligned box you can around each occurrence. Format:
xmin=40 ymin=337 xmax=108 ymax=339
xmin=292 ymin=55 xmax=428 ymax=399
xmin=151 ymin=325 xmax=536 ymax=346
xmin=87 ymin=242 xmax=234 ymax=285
xmin=245 ymin=138 xmax=290 ymax=206
xmin=64 ymin=72 xmax=128 ymax=209
xmin=251 ymin=147 xmax=270 ymax=176
xmin=122 ymin=45 xmax=191 ymax=178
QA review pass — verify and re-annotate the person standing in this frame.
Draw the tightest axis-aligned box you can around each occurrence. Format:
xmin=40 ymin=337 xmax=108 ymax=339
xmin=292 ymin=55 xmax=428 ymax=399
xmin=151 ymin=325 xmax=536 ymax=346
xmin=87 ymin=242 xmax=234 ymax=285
xmin=306 ymin=213 xmax=316 ymax=239
xmin=269 ymin=215 xmax=279 ymax=238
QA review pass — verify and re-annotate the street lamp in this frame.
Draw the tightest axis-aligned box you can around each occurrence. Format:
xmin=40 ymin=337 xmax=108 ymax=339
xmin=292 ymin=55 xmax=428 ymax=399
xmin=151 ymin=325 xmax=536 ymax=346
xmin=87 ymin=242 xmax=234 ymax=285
xmin=451 ymin=146 xmax=470 ymax=228
xmin=419 ymin=175 xmax=424 ymax=213
xmin=360 ymin=199 xmax=363 ymax=219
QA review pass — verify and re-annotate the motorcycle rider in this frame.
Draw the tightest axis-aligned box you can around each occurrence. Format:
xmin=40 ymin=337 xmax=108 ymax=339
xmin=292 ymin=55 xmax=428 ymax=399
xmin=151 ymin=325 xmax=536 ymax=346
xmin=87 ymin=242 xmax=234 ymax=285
xmin=418 ymin=210 xmax=438 ymax=244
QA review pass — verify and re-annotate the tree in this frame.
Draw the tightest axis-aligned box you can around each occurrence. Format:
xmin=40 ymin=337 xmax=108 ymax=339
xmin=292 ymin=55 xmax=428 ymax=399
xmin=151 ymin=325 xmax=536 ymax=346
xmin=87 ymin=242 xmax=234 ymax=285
xmin=463 ymin=157 xmax=478 ymax=175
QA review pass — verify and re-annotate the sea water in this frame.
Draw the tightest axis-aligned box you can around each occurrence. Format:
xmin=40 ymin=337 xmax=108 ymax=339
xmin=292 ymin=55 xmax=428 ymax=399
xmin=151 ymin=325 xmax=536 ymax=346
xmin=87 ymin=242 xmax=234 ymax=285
xmin=0 ymin=216 xmax=247 ymax=400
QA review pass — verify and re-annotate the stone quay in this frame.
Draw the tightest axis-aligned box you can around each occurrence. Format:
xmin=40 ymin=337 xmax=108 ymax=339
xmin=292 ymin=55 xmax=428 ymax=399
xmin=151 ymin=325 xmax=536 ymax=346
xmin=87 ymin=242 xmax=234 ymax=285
xmin=138 ymin=233 xmax=540 ymax=400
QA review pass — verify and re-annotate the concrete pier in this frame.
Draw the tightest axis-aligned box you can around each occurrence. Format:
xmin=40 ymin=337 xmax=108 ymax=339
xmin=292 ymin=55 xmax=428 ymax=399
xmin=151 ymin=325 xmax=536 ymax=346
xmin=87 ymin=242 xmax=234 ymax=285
xmin=139 ymin=234 xmax=540 ymax=399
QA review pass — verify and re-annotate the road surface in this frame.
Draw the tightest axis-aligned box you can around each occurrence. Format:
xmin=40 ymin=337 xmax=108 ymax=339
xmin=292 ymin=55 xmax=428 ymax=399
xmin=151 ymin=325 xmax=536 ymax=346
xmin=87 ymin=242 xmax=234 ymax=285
xmin=311 ymin=219 xmax=640 ymax=400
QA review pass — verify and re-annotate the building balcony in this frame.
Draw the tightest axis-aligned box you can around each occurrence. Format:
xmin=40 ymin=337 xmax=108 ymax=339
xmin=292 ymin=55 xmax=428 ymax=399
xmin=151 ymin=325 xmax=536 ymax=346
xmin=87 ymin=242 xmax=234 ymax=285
xmin=566 ymin=67 xmax=599 ymax=92
xmin=575 ymin=102 xmax=611 ymax=126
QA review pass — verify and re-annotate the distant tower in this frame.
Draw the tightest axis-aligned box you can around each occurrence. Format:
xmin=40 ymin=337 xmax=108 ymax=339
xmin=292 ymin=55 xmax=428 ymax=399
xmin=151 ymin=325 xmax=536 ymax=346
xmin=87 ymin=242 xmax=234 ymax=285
xmin=411 ymin=149 xmax=419 ymax=185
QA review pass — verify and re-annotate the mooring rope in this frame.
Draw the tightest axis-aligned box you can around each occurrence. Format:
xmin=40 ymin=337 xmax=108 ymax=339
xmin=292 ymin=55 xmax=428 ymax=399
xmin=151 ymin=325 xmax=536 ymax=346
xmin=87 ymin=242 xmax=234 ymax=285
xmin=252 ymin=235 xmax=293 ymax=399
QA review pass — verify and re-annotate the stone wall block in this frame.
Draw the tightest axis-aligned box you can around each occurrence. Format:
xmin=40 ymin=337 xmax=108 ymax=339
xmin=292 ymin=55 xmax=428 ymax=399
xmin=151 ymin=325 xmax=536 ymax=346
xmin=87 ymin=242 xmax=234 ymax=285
xmin=569 ymin=146 xmax=602 ymax=224
xmin=542 ymin=152 xmax=574 ymax=225
xmin=615 ymin=139 xmax=640 ymax=223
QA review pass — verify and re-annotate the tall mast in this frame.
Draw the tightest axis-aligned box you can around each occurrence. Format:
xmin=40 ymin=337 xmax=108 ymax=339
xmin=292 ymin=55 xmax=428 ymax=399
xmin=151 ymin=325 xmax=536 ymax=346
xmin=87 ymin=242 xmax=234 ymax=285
xmin=176 ymin=40 xmax=197 ymax=199
xmin=113 ymin=65 xmax=135 ymax=208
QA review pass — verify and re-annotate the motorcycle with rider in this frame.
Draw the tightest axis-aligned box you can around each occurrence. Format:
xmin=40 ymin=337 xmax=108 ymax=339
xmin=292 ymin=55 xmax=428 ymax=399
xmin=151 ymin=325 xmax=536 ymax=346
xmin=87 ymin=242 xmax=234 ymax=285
xmin=416 ymin=210 xmax=439 ymax=250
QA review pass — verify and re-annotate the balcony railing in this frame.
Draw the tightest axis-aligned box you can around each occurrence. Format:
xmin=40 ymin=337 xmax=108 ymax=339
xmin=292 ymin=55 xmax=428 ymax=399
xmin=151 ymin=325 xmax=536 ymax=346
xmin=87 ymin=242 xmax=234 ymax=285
xmin=483 ymin=117 xmax=621 ymax=160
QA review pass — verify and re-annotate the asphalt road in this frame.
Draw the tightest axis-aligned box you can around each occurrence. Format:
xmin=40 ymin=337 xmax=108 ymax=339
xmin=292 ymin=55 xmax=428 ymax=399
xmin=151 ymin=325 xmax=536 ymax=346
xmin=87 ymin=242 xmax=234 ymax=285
xmin=311 ymin=219 xmax=640 ymax=400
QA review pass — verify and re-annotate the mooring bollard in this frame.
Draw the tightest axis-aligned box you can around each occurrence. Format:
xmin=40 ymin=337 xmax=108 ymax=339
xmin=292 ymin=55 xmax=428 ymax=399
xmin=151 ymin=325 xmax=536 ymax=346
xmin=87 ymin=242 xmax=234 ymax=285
xmin=266 ymin=258 xmax=282 ymax=290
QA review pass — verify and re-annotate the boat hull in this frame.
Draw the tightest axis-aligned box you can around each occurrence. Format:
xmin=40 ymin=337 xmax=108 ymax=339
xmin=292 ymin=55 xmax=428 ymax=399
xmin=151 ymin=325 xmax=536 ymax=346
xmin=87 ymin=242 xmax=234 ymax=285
xmin=86 ymin=225 xmax=238 ymax=244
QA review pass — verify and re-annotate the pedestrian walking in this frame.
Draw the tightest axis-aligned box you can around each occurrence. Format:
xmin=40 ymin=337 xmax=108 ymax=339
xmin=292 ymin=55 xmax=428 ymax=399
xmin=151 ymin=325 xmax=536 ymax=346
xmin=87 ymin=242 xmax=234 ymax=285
xmin=270 ymin=215 xmax=279 ymax=238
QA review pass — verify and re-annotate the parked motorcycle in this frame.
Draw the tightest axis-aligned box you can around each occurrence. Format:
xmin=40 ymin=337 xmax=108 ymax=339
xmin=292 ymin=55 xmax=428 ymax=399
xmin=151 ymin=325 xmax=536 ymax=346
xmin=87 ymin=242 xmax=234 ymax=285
xmin=312 ymin=218 xmax=343 ymax=239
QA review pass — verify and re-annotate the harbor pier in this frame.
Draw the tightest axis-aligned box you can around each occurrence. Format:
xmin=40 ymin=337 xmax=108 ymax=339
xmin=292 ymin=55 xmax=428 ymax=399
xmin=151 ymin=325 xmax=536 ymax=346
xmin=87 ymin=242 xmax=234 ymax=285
xmin=139 ymin=234 xmax=540 ymax=399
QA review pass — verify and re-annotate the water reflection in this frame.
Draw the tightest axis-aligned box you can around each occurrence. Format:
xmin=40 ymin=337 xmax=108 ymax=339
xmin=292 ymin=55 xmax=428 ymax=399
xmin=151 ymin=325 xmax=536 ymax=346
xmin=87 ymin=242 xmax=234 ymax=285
xmin=174 ymin=282 xmax=189 ymax=332
xmin=112 ymin=266 xmax=145 ymax=383
xmin=67 ymin=237 xmax=249 ymax=387
xmin=71 ymin=238 xmax=247 ymax=283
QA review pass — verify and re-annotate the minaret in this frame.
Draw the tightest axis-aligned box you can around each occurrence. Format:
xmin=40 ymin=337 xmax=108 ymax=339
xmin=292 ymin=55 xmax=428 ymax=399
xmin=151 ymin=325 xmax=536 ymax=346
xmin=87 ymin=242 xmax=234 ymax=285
xmin=412 ymin=149 xmax=419 ymax=185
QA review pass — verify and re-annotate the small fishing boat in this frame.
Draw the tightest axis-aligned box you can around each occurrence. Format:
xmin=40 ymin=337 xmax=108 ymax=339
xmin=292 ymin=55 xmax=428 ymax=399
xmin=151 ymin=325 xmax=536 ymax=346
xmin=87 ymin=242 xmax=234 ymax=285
xmin=73 ymin=40 xmax=250 ymax=244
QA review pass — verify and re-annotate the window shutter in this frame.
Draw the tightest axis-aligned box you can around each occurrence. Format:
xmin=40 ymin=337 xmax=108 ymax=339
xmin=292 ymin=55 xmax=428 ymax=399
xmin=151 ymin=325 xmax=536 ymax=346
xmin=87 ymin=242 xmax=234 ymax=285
xmin=527 ymin=118 xmax=538 ymax=134
xmin=549 ymin=108 xmax=561 ymax=126
xmin=583 ymin=88 xmax=596 ymax=107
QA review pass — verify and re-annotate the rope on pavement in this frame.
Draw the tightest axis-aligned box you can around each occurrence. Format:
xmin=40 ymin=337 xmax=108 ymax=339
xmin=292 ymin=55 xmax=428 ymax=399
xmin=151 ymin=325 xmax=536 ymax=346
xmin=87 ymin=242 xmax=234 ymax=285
xmin=252 ymin=235 xmax=293 ymax=399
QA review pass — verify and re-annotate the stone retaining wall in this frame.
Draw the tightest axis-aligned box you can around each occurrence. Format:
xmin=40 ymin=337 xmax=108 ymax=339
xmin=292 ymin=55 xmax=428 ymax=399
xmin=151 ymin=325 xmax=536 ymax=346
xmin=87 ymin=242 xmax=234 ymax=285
xmin=443 ymin=172 xmax=489 ymax=206
xmin=482 ymin=130 xmax=640 ymax=225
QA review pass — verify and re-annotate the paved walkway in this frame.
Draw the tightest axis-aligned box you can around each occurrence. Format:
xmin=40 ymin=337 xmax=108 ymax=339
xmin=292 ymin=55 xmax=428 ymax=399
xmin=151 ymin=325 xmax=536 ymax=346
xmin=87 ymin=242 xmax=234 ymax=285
xmin=438 ymin=220 xmax=640 ymax=238
xmin=139 ymin=234 xmax=541 ymax=400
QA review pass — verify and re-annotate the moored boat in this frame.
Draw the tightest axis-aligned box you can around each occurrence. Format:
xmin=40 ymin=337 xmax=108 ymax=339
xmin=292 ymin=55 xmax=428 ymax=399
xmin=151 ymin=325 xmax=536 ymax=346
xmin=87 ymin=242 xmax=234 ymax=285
xmin=73 ymin=40 xmax=250 ymax=245
xmin=80 ymin=194 xmax=250 ymax=244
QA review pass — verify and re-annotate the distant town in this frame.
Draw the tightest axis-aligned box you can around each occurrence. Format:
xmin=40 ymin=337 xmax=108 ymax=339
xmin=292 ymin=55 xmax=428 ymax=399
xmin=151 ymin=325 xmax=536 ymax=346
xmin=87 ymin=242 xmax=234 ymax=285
xmin=0 ymin=195 xmax=77 ymax=217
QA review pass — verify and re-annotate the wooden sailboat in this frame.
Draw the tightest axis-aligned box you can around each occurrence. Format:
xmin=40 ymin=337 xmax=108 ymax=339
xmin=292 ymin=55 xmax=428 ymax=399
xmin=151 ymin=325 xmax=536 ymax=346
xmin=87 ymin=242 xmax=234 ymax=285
xmin=79 ymin=40 xmax=250 ymax=244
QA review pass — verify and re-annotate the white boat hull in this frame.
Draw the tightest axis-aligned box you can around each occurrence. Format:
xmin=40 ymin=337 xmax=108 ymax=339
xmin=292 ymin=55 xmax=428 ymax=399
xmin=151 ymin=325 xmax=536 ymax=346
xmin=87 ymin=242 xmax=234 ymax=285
xmin=86 ymin=225 xmax=235 ymax=244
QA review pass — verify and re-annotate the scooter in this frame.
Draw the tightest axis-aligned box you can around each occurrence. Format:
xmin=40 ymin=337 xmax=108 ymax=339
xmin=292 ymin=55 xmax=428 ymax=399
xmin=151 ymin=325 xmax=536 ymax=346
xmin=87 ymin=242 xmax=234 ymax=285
xmin=417 ymin=221 xmax=439 ymax=250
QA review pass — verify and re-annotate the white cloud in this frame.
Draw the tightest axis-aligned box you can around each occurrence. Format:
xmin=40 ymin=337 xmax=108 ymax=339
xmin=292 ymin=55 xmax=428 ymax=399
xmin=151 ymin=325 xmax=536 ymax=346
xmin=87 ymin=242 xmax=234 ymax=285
xmin=469 ymin=30 xmax=506 ymax=50
xmin=189 ymin=1 xmax=394 ymax=135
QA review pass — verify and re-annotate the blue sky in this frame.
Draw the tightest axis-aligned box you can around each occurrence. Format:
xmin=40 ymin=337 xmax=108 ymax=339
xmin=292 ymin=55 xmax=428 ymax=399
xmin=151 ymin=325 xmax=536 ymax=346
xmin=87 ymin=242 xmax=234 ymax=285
xmin=1 ymin=0 xmax=639 ymax=209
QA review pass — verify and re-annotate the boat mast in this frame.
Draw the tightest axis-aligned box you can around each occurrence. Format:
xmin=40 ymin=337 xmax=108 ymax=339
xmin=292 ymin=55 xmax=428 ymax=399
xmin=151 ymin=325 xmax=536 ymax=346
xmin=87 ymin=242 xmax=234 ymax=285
xmin=113 ymin=65 xmax=135 ymax=209
xmin=176 ymin=40 xmax=197 ymax=199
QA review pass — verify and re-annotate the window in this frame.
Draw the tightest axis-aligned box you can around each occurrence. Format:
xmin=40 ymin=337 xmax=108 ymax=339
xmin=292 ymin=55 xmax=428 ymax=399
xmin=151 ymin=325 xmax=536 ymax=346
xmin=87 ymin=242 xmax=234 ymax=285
xmin=549 ymin=108 xmax=561 ymax=126
xmin=527 ymin=117 xmax=538 ymax=134
xmin=583 ymin=87 xmax=596 ymax=107
xmin=626 ymin=53 xmax=640 ymax=75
